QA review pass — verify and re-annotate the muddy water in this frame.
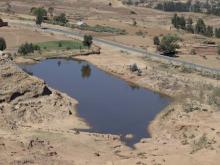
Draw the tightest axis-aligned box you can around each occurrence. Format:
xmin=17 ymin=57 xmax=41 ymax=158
xmin=21 ymin=59 xmax=170 ymax=146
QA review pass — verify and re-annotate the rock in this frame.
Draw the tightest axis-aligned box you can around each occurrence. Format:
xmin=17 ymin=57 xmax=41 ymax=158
xmin=125 ymin=134 xmax=134 ymax=139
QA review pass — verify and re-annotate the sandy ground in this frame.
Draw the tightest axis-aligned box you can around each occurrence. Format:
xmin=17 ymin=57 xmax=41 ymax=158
xmin=0 ymin=23 xmax=219 ymax=164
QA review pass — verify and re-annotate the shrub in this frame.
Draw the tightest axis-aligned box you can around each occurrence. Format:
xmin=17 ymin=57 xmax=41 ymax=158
xmin=18 ymin=43 xmax=40 ymax=55
xmin=0 ymin=37 xmax=6 ymax=51
xmin=158 ymin=34 xmax=180 ymax=56
xmin=190 ymin=49 xmax=196 ymax=55
xmin=130 ymin=63 xmax=138 ymax=72
xmin=153 ymin=36 xmax=160 ymax=45
xmin=53 ymin=13 xmax=68 ymax=25
xmin=83 ymin=35 xmax=93 ymax=48
xmin=58 ymin=42 xmax=62 ymax=47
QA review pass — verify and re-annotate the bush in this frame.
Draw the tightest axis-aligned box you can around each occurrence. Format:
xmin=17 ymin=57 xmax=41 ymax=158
xmin=53 ymin=13 xmax=68 ymax=25
xmin=58 ymin=42 xmax=62 ymax=47
xmin=153 ymin=36 xmax=160 ymax=45
xmin=0 ymin=37 xmax=6 ymax=51
xmin=18 ymin=43 xmax=40 ymax=55
xmin=130 ymin=63 xmax=138 ymax=72
xmin=83 ymin=35 xmax=93 ymax=48
xmin=158 ymin=34 xmax=180 ymax=56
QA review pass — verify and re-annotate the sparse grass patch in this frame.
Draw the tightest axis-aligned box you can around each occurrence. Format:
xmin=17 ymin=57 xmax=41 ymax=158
xmin=74 ymin=24 xmax=127 ymax=35
xmin=208 ymin=87 xmax=220 ymax=106
xmin=179 ymin=65 xmax=194 ymax=73
xmin=191 ymin=134 xmax=212 ymax=154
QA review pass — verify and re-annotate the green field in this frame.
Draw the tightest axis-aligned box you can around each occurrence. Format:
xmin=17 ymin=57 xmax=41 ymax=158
xmin=36 ymin=40 xmax=87 ymax=50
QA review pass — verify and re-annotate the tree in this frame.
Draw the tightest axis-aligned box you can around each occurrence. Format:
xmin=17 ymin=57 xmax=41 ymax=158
xmin=0 ymin=37 xmax=6 ymax=51
xmin=171 ymin=14 xmax=186 ymax=30
xmin=36 ymin=14 xmax=44 ymax=26
xmin=18 ymin=43 xmax=40 ymax=55
xmin=53 ymin=13 xmax=68 ymax=25
xmin=179 ymin=16 xmax=186 ymax=29
xmin=153 ymin=36 xmax=160 ymax=45
xmin=158 ymin=34 xmax=180 ymax=56
xmin=186 ymin=17 xmax=194 ymax=33
xmin=171 ymin=13 xmax=179 ymax=28
xmin=83 ymin=35 xmax=93 ymax=48
xmin=215 ymin=28 xmax=220 ymax=38
xmin=32 ymin=7 xmax=47 ymax=26
xmin=32 ymin=7 xmax=47 ymax=17
xmin=195 ymin=18 xmax=206 ymax=35
xmin=48 ymin=7 xmax=54 ymax=17
xmin=205 ymin=25 xmax=213 ymax=37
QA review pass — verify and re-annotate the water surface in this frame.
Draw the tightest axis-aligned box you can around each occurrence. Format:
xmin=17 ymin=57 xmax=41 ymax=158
xmin=21 ymin=59 xmax=170 ymax=146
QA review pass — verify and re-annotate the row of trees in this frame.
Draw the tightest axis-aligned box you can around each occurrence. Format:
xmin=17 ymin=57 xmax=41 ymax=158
xmin=31 ymin=7 xmax=68 ymax=26
xmin=155 ymin=0 xmax=220 ymax=16
xmin=155 ymin=1 xmax=191 ymax=12
xmin=171 ymin=14 xmax=220 ymax=38
xmin=18 ymin=43 xmax=41 ymax=55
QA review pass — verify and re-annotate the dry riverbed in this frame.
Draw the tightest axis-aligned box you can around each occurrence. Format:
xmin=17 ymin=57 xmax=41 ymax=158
xmin=1 ymin=27 xmax=220 ymax=164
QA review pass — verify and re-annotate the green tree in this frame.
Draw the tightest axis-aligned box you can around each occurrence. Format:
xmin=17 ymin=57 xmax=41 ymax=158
xmin=195 ymin=18 xmax=206 ymax=35
xmin=36 ymin=14 xmax=44 ymax=26
xmin=153 ymin=36 xmax=160 ymax=45
xmin=32 ymin=7 xmax=47 ymax=17
xmin=0 ymin=37 xmax=6 ymax=51
xmin=215 ymin=28 xmax=220 ymax=38
xmin=32 ymin=7 xmax=47 ymax=26
xmin=179 ymin=16 xmax=186 ymax=29
xmin=18 ymin=43 xmax=40 ymax=55
xmin=53 ymin=13 xmax=68 ymax=25
xmin=171 ymin=13 xmax=179 ymax=28
xmin=83 ymin=35 xmax=93 ymax=48
xmin=186 ymin=17 xmax=194 ymax=33
xmin=159 ymin=34 xmax=180 ymax=56
xmin=171 ymin=14 xmax=186 ymax=29
xmin=205 ymin=25 xmax=213 ymax=37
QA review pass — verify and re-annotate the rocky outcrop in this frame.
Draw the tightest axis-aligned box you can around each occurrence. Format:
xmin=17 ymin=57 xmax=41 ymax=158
xmin=0 ymin=56 xmax=77 ymax=129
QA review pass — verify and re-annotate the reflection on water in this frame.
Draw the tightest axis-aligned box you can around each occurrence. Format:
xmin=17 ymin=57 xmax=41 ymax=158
xmin=20 ymin=59 xmax=170 ymax=147
xmin=57 ymin=61 xmax=61 ymax=67
xmin=81 ymin=64 xmax=91 ymax=79
xmin=128 ymin=83 xmax=140 ymax=90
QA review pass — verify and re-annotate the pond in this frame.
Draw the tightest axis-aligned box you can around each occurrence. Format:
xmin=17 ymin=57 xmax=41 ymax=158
xmin=20 ymin=59 xmax=170 ymax=147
